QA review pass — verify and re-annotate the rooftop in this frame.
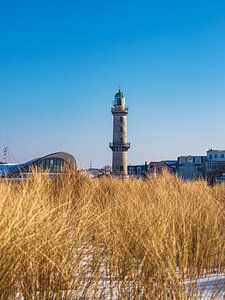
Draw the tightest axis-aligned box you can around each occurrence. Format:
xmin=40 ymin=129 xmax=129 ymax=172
xmin=207 ymin=149 xmax=225 ymax=152
xmin=114 ymin=89 xmax=124 ymax=99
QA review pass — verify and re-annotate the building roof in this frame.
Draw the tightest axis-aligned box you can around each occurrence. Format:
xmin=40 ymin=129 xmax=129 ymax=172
xmin=161 ymin=160 xmax=177 ymax=166
xmin=178 ymin=155 xmax=206 ymax=158
xmin=207 ymin=149 xmax=225 ymax=153
xmin=0 ymin=152 xmax=76 ymax=177
xmin=115 ymin=89 xmax=124 ymax=99
xmin=128 ymin=164 xmax=146 ymax=167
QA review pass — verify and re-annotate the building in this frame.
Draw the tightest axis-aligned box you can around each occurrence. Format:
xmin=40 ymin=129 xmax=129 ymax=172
xmin=205 ymin=149 xmax=225 ymax=184
xmin=85 ymin=168 xmax=102 ymax=177
xmin=128 ymin=161 xmax=176 ymax=178
xmin=85 ymin=166 xmax=111 ymax=178
xmin=109 ymin=90 xmax=130 ymax=178
xmin=215 ymin=173 xmax=225 ymax=184
xmin=177 ymin=155 xmax=206 ymax=180
xmin=0 ymin=152 xmax=76 ymax=178
xmin=128 ymin=162 xmax=148 ymax=178
xmin=149 ymin=161 xmax=177 ymax=176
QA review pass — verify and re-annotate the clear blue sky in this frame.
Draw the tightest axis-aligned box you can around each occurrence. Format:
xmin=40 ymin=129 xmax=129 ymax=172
xmin=1 ymin=0 xmax=225 ymax=168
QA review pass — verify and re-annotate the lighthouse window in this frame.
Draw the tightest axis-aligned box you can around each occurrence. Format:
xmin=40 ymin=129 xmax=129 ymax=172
xmin=120 ymin=137 xmax=123 ymax=143
xmin=120 ymin=117 xmax=123 ymax=122
xmin=120 ymin=127 xmax=122 ymax=132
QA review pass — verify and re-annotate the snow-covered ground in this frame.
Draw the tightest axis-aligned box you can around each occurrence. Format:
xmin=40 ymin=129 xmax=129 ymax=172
xmin=15 ymin=273 xmax=224 ymax=299
xmin=185 ymin=273 xmax=225 ymax=299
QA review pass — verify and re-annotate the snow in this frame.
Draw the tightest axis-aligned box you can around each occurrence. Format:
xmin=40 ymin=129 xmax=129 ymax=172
xmin=185 ymin=273 xmax=225 ymax=299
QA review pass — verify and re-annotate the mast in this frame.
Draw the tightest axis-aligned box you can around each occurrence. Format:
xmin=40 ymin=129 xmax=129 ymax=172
xmin=3 ymin=135 xmax=8 ymax=163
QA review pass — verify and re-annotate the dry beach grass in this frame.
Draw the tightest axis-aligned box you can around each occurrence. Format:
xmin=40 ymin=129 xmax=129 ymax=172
xmin=0 ymin=170 xmax=224 ymax=299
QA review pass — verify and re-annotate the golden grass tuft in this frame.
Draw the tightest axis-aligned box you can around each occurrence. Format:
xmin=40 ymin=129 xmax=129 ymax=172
xmin=0 ymin=170 xmax=224 ymax=299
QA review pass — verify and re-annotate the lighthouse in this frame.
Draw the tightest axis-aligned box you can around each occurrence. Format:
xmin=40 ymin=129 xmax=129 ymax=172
xmin=109 ymin=90 xmax=130 ymax=178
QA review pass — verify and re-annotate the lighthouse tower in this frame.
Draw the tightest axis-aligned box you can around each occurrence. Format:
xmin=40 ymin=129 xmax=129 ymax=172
xmin=109 ymin=90 xmax=130 ymax=178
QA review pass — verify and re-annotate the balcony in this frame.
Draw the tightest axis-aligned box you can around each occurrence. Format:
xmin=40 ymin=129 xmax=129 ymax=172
xmin=109 ymin=142 xmax=130 ymax=149
xmin=111 ymin=106 xmax=128 ymax=114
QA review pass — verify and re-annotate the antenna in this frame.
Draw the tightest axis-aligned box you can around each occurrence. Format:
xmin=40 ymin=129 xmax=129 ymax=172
xmin=90 ymin=159 xmax=92 ymax=169
xmin=3 ymin=135 xmax=8 ymax=163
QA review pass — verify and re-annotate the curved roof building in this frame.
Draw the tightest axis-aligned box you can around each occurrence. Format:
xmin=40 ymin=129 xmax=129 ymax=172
xmin=0 ymin=152 xmax=76 ymax=178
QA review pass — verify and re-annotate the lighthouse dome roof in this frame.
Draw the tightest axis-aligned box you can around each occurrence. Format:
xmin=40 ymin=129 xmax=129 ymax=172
xmin=115 ymin=90 xmax=124 ymax=99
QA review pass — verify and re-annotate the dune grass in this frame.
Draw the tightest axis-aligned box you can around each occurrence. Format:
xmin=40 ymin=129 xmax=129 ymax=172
xmin=0 ymin=170 xmax=224 ymax=299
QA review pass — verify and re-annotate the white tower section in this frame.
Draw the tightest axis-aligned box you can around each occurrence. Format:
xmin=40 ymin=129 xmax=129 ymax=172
xmin=109 ymin=90 xmax=130 ymax=177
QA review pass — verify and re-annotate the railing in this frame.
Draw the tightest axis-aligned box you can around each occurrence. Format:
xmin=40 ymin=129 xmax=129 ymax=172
xmin=111 ymin=106 xmax=128 ymax=113
xmin=109 ymin=143 xmax=130 ymax=148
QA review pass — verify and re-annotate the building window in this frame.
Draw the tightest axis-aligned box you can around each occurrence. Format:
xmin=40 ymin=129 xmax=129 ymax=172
xmin=120 ymin=117 xmax=123 ymax=122
xmin=120 ymin=137 xmax=123 ymax=144
xmin=215 ymin=154 xmax=218 ymax=159
xmin=187 ymin=157 xmax=193 ymax=164
xmin=209 ymin=154 xmax=212 ymax=160
xmin=221 ymin=154 xmax=224 ymax=158
xmin=179 ymin=158 xmax=185 ymax=164
xmin=120 ymin=127 xmax=123 ymax=132
xmin=117 ymin=99 xmax=122 ymax=106
xmin=195 ymin=157 xmax=201 ymax=164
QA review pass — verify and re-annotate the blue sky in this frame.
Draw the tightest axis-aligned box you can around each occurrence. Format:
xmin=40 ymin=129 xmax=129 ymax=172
xmin=1 ymin=0 xmax=225 ymax=168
